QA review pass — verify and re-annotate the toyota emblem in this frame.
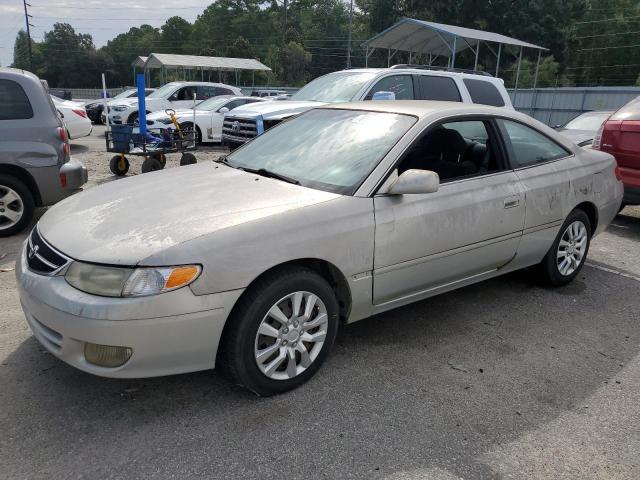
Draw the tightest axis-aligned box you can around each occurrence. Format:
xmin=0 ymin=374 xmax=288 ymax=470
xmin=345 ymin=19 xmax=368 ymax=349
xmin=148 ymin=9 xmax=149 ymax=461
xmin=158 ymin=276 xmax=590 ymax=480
xmin=28 ymin=244 xmax=39 ymax=259
xmin=231 ymin=121 xmax=240 ymax=132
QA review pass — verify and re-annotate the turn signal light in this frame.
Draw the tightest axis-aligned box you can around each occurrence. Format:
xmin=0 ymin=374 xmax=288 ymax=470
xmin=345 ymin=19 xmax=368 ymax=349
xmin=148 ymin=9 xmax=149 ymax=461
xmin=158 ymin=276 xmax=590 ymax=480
xmin=165 ymin=266 xmax=200 ymax=289
xmin=84 ymin=343 xmax=133 ymax=367
xmin=72 ymin=109 xmax=87 ymax=118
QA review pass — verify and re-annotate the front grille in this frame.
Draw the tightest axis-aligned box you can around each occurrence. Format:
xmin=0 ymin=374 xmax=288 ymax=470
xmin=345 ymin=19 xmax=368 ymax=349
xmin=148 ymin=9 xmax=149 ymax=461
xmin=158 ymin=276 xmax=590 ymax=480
xmin=222 ymin=117 xmax=258 ymax=142
xmin=26 ymin=228 xmax=70 ymax=275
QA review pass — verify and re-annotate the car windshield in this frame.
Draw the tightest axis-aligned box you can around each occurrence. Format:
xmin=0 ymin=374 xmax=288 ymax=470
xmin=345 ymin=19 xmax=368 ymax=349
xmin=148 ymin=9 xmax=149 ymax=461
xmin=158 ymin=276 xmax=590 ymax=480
xmin=564 ymin=112 xmax=611 ymax=130
xmin=225 ymin=109 xmax=416 ymax=194
xmin=291 ymin=72 xmax=378 ymax=103
xmin=147 ymin=83 xmax=180 ymax=99
xmin=197 ymin=97 xmax=232 ymax=111
xmin=114 ymin=89 xmax=136 ymax=99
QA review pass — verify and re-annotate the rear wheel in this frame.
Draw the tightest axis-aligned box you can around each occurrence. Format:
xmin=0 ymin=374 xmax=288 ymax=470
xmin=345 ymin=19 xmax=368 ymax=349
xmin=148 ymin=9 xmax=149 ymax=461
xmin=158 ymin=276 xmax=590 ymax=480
xmin=180 ymin=153 xmax=197 ymax=166
xmin=141 ymin=156 xmax=163 ymax=173
xmin=535 ymin=209 xmax=591 ymax=286
xmin=109 ymin=155 xmax=129 ymax=176
xmin=0 ymin=174 xmax=35 ymax=237
xmin=217 ymin=267 xmax=339 ymax=396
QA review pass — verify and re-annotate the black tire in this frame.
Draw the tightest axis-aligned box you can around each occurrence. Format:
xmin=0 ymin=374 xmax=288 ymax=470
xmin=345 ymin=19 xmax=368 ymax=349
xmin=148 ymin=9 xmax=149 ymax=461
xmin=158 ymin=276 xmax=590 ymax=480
xmin=217 ymin=267 xmax=339 ymax=396
xmin=0 ymin=174 xmax=35 ymax=237
xmin=127 ymin=111 xmax=139 ymax=125
xmin=180 ymin=153 xmax=197 ymax=166
xmin=109 ymin=155 xmax=130 ymax=176
xmin=535 ymin=209 xmax=592 ymax=287
xmin=150 ymin=153 xmax=166 ymax=168
xmin=141 ymin=156 xmax=163 ymax=173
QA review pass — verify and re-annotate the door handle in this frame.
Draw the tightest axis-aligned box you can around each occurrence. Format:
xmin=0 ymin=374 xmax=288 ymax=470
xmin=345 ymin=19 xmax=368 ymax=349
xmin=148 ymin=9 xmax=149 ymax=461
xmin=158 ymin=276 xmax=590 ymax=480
xmin=504 ymin=197 xmax=520 ymax=209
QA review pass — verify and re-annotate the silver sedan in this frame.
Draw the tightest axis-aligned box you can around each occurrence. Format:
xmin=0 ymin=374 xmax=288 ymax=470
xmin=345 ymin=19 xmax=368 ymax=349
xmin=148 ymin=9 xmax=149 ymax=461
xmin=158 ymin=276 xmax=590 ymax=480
xmin=16 ymin=101 xmax=623 ymax=395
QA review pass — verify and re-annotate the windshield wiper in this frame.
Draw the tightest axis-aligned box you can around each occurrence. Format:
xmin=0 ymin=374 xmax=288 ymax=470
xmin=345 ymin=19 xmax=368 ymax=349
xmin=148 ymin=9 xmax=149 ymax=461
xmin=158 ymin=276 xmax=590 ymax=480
xmin=238 ymin=166 xmax=300 ymax=185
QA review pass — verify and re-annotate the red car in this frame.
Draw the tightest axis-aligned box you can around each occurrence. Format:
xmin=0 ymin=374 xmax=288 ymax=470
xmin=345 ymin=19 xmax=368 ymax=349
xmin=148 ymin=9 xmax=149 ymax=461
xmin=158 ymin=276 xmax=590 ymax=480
xmin=594 ymin=96 xmax=640 ymax=206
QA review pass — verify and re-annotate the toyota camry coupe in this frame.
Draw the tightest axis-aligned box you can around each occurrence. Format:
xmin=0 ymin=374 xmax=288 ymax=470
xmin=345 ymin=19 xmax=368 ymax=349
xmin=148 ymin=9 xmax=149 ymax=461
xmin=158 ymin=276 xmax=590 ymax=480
xmin=17 ymin=101 xmax=623 ymax=395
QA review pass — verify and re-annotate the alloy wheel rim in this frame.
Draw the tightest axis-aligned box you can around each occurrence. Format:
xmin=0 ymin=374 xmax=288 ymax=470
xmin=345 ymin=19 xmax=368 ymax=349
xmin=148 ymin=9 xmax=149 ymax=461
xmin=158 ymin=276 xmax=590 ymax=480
xmin=556 ymin=220 xmax=588 ymax=276
xmin=0 ymin=186 xmax=24 ymax=230
xmin=254 ymin=291 xmax=328 ymax=381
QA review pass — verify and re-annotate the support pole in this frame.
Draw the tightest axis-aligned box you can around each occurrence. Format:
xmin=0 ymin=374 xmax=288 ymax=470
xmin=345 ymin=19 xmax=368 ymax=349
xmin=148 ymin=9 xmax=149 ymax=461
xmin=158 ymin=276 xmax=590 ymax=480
xmin=346 ymin=0 xmax=353 ymax=68
xmin=531 ymin=49 xmax=542 ymax=115
xmin=387 ymin=48 xmax=391 ymax=68
xmin=365 ymin=46 xmax=369 ymax=68
xmin=22 ymin=0 xmax=33 ymax=70
xmin=474 ymin=41 xmax=480 ymax=71
xmin=451 ymin=36 xmax=457 ymax=68
xmin=409 ymin=51 xmax=412 ymax=64
xmin=495 ymin=43 xmax=502 ymax=77
xmin=513 ymin=46 xmax=523 ymax=104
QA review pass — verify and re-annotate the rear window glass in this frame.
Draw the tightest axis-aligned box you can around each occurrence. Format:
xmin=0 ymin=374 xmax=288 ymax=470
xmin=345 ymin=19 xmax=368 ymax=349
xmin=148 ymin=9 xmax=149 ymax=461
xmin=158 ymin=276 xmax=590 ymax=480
xmin=463 ymin=79 xmax=505 ymax=107
xmin=0 ymin=79 xmax=33 ymax=120
xmin=417 ymin=76 xmax=461 ymax=102
xmin=612 ymin=96 xmax=640 ymax=121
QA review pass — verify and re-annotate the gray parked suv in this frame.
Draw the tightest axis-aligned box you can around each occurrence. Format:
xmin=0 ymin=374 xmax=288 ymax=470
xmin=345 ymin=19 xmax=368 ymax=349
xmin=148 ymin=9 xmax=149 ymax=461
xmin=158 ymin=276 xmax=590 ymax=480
xmin=0 ymin=68 xmax=87 ymax=236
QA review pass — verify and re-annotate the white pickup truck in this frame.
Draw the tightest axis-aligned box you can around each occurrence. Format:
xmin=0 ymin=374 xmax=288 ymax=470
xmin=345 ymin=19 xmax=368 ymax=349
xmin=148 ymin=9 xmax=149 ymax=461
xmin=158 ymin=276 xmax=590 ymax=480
xmin=107 ymin=81 xmax=241 ymax=125
xmin=222 ymin=66 xmax=513 ymax=149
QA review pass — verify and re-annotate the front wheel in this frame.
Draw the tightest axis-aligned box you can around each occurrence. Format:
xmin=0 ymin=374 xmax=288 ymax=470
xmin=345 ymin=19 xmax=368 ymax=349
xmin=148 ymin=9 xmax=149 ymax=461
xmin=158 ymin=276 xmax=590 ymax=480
xmin=535 ymin=209 xmax=591 ymax=286
xmin=217 ymin=268 xmax=339 ymax=396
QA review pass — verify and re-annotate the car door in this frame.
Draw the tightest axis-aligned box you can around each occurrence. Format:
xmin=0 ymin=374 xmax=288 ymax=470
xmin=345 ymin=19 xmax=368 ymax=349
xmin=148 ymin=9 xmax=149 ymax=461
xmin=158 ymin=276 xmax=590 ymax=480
xmin=169 ymin=86 xmax=197 ymax=110
xmin=373 ymin=118 xmax=525 ymax=306
xmin=209 ymin=100 xmax=243 ymax=141
xmin=497 ymin=119 xmax=573 ymax=233
xmin=364 ymin=74 xmax=415 ymax=100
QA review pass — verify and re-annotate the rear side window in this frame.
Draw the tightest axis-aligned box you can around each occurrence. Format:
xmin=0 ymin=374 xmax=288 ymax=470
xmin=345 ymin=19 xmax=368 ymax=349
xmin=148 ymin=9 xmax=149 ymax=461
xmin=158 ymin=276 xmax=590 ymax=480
xmin=215 ymin=87 xmax=235 ymax=96
xmin=612 ymin=96 xmax=640 ymax=121
xmin=463 ymin=79 xmax=505 ymax=107
xmin=0 ymin=79 xmax=33 ymax=120
xmin=367 ymin=75 xmax=414 ymax=100
xmin=417 ymin=76 xmax=461 ymax=102
xmin=500 ymin=120 xmax=570 ymax=167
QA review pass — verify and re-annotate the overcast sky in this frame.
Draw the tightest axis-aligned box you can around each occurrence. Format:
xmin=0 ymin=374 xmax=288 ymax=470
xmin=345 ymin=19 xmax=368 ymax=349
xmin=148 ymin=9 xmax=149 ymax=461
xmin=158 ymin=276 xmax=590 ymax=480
xmin=0 ymin=0 xmax=213 ymax=68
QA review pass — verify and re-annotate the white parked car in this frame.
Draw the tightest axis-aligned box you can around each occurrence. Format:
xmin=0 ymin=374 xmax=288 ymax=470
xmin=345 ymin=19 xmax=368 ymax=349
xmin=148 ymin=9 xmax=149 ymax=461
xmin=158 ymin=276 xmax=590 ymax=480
xmin=223 ymin=66 xmax=513 ymax=148
xmin=51 ymin=95 xmax=92 ymax=140
xmin=106 ymin=81 xmax=241 ymax=125
xmin=145 ymin=95 xmax=267 ymax=143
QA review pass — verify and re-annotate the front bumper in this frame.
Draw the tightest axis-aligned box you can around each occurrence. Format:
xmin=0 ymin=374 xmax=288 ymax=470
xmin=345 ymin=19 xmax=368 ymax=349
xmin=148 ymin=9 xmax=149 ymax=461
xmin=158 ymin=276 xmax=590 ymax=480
xmin=16 ymin=246 xmax=243 ymax=378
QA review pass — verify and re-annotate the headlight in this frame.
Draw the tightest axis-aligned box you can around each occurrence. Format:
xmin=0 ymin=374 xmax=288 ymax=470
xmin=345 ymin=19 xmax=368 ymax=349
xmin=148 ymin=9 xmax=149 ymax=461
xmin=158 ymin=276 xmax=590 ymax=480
xmin=85 ymin=103 xmax=98 ymax=109
xmin=111 ymin=105 xmax=128 ymax=112
xmin=65 ymin=262 xmax=201 ymax=297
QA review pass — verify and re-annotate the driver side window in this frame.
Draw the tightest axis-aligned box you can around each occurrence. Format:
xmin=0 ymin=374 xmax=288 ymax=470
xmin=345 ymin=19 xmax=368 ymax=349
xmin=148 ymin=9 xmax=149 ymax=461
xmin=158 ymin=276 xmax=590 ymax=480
xmin=397 ymin=119 xmax=504 ymax=182
xmin=366 ymin=75 xmax=414 ymax=100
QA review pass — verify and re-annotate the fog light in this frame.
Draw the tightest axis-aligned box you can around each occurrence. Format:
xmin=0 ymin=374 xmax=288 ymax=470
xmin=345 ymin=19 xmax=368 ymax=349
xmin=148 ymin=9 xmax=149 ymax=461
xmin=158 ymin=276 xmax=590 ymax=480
xmin=84 ymin=343 xmax=132 ymax=367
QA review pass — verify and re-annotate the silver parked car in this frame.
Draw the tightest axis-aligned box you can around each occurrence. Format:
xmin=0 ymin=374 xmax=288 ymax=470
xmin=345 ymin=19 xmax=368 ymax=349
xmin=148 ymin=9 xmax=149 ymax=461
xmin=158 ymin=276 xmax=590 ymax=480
xmin=16 ymin=101 xmax=623 ymax=395
xmin=0 ymin=68 xmax=87 ymax=236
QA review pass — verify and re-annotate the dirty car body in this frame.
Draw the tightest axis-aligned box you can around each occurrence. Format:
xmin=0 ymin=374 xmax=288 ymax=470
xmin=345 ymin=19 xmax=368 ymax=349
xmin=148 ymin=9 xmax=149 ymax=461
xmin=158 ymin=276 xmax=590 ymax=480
xmin=16 ymin=101 xmax=622 ymax=394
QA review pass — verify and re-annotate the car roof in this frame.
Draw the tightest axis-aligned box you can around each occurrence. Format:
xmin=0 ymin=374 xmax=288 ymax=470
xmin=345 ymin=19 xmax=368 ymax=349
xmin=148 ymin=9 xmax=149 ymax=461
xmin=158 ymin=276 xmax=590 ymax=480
xmin=319 ymin=100 xmax=510 ymax=118
xmin=335 ymin=67 xmax=503 ymax=82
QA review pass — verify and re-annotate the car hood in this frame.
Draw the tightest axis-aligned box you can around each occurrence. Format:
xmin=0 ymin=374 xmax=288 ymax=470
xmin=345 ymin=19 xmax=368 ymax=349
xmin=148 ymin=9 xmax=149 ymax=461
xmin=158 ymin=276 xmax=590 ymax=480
xmin=557 ymin=129 xmax=595 ymax=146
xmin=226 ymin=100 xmax=326 ymax=119
xmin=38 ymin=162 xmax=340 ymax=265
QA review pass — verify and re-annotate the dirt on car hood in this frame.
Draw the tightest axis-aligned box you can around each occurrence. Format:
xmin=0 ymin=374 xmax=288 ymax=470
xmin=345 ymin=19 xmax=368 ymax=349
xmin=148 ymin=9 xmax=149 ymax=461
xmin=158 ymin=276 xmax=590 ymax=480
xmin=37 ymin=162 xmax=339 ymax=265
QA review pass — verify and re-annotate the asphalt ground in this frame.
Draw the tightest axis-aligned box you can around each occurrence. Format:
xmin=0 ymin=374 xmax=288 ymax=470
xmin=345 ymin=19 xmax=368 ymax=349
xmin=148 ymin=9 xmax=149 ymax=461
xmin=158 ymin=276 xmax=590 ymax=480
xmin=1 ymin=126 xmax=639 ymax=479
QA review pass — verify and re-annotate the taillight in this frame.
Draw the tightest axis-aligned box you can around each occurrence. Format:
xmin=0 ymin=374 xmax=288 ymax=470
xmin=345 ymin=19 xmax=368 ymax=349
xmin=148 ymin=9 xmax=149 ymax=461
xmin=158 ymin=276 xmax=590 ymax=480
xmin=60 ymin=172 xmax=67 ymax=188
xmin=72 ymin=109 xmax=87 ymax=118
xmin=58 ymin=127 xmax=68 ymax=141
xmin=592 ymin=123 xmax=604 ymax=150
xmin=63 ymin=143 xmax=69 ymax=157
xmin=615 ymin=166 xmax=623 ymax=181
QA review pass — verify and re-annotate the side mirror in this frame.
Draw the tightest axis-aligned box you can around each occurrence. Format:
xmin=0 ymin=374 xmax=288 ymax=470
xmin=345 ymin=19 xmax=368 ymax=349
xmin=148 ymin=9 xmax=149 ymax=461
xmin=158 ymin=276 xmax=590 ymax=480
xmin=219 ymin=107 xmax=230 ymax=114
xmin=372 ymin=91 xmax=396 ymax=101
xmin=385 ymin=169 xmax=439 ymax=195
xmin=553 ymin=124 xmax=562 ymax=130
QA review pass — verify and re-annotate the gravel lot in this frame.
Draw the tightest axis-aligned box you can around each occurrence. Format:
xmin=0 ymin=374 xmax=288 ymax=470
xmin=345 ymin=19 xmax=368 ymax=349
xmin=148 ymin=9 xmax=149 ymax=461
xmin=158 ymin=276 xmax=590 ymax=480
xmin=1 ymin=126 xmax=639 ymax=479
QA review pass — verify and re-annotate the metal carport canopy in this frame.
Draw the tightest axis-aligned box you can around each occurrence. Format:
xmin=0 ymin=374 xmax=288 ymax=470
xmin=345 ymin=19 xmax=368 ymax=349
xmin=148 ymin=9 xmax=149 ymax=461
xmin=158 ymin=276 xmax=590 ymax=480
xmin=362 ymin=18 xmax=546 ymax=57
xmin=143 ymin=53 xmax=271 ymax=72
